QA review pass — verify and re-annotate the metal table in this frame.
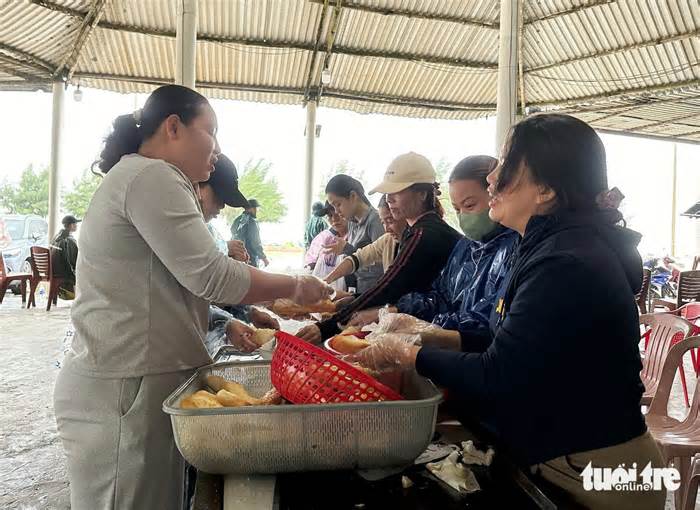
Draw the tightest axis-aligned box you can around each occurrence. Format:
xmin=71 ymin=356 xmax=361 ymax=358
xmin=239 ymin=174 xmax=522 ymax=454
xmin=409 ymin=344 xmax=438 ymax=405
xmin=186 ymin=422 xmax=559 ymax=510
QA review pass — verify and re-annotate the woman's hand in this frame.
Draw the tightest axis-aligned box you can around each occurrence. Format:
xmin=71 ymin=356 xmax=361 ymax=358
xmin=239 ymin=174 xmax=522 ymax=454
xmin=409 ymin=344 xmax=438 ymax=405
xmin=295 ymin=323 xmax=322 ymax=344
xmin=292 ymin=275 xmax=333 ymax=305
xmin=248 ymin=307 xmax=280 ymax=330
xmin=227 ymin=240 xmax=249 ymax=262
xmin=322 ymin=237 xmax=347 ymax=257
xmin=347 ymin=307 xmax=382 ymax=327
xmin=375 ymin=311 xmax=436 ymax=334
xmin=348 ymin=334 xmax=420 ymax=372
xmin=225 ymin=319 xmax=258 ymax=352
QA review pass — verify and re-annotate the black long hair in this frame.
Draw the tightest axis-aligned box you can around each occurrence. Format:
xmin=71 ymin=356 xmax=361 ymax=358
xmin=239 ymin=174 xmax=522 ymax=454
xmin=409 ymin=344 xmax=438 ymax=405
xmin=97 ymin=85 xmax=210 ymax=173
xmin=325 ymin=174 xmax=372 ymax=206
xmin=495 ymin=113 xmax=608 ymax=213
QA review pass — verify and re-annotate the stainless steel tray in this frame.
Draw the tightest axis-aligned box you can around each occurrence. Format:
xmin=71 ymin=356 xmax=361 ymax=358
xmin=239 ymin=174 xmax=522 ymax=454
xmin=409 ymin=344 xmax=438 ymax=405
xmin=212 ymin=345 xmax=268 ymax=364
xmin=163 ymin=361 xmax=442 ymax=474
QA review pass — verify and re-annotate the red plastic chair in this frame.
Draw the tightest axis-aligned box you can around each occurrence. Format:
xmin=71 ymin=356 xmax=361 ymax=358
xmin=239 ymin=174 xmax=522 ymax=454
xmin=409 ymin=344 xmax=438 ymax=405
xmin=673 ymin=303 xmax=700 ymax=374
xmin=27 ymin=246 xmax=63 ymax=311
xmin=646 ymin=335 xmax=700 ymax=509
xmin=639 ymin=314 xmax=694 ymax=407
xmin=0 ymin=252 xmax=32 ymax=305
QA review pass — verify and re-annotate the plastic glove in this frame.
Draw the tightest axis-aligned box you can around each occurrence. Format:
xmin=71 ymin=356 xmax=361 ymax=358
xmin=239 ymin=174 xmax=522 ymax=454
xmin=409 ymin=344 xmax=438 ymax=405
xmin=225 ymin=319 xmax=258 ymax=352
xmin=347 ymin=333 xmax=421 ymax=372
xmin=346 ymin=307 xmax=383 ymax=328
xmin=291 ymin=275 xmax=334 ymax=305
xmin=295 ymin=323 xmax=322 ymax=344
xmin=373 ymin=311 xmax=441 ymax=335
xmin=248 ymin=307 xmax=280 ymax=330
xmin=227 ymin=240 xmax=249 ymax=262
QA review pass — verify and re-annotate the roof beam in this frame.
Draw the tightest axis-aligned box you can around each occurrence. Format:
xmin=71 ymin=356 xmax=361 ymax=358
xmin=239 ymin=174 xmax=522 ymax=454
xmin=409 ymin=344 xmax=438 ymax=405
xmin=0 ymin=80 xmax=53 ymax=92
xmin=307 ymin=0 xmax=498 ymax=29
xmin=318 ymin=0 xmax=344 ymax=99
xmin=323 ymin=90 xmax=495 ymax=113
xmin=524 ymin=0 xmax=616 ymax=24
xmin=674 ymin=127 xmax=700 ymax=140
xmin=76 ymin=71 xmax=306 ymax=95
xmin=31 ymin=0 xmax=497 ymax=70
xmin=626 ymin=111 xmax=700 ymax=133
xmin=533 ymin=78 xmax=700 ymax=109
xmin=593 ymin=127 xmax=700 ymax=146
xmin=528 ymin=29 xmax=700 ymax=73
xmin=73 ymin=71 xmax=496 ymax=112
xmin=0 ymin=42 xmax=55 ymax=73
xmin=303 ymin=0 xmax=330 ymax=102
xmin=561 ymin=92 xmax=700 ymax=121
xmin=53 ymin=0 xmax=109 ymax=80
xmin=0 ymin=52 xmax=52 ymax=81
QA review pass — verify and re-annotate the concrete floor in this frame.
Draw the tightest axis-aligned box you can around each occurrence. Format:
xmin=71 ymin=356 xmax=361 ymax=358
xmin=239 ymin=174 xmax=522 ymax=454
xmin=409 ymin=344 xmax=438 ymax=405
xmin=0 ymin=293 xmax=71 ymax=509
xmin=0 ymin=291 xmax=696 ymax=509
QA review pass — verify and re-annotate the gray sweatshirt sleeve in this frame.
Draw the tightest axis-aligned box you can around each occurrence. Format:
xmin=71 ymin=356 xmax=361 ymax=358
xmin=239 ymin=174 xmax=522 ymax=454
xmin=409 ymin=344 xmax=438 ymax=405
xmin=125 ymin=163 xmax=251 ymax=304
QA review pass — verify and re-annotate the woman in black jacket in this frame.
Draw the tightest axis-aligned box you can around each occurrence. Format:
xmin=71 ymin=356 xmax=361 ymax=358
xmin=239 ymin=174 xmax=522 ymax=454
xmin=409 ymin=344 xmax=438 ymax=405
xmin=353 ymin=115 xmax=665 ymax=510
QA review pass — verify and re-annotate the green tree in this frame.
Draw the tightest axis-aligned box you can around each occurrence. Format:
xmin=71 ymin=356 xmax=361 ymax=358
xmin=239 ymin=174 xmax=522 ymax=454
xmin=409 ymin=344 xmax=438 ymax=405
xmin=0 ymin=164 xmax=49 ymax=216
xmin=63 ymin=169 xmax=102 ymax=218
xmin=316 ymin=159 xmax=366 ymax=201
xmin=221 ymin=159 xmax=287 ymax=224
xmin=433 ymin=158 xmax=458 ymax=229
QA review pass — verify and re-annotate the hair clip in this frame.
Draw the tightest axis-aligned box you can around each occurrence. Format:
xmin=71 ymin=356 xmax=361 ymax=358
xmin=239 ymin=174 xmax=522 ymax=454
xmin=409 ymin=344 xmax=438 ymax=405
xmin=596 ymin=187 xmax=625 ymax=210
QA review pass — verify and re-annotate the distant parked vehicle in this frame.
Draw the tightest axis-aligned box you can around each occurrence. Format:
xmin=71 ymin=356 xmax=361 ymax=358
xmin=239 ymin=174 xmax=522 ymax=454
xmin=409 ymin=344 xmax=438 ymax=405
xmin=1 ymin=214 xmax=49 ymax=295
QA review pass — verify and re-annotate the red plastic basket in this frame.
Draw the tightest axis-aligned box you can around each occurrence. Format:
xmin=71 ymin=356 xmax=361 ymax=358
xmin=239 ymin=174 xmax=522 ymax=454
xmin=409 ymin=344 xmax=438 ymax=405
xmin=271 ymin=332 xmax=404 ymax=404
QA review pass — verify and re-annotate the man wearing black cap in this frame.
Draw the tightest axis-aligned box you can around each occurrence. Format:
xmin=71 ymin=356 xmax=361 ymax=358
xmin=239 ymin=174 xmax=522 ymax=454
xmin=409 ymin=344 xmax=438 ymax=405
xmin=199 ymin=155 xmax=279 ymax=353
xmin=199 ymin=154 xmax=250 ymax=262
xmin=231 ymin=198 xmax=269 ymax=268
xmin=51 ymin=215 xmax=80 ymax=299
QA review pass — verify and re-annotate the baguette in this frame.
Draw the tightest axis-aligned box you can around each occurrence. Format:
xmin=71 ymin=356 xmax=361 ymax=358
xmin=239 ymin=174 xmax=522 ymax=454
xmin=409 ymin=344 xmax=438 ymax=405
xmin=215 ymin=389 xmax=250 ymax=407
xmin=180 ymin=390 xmax=224 ymax=409
xmin=252 ymin=328 xmax=276 ymax=347
xmin=330 ymin=334 xmax=371 ymax=355
xmin=206 ymin=375 xmax=262 ymax=405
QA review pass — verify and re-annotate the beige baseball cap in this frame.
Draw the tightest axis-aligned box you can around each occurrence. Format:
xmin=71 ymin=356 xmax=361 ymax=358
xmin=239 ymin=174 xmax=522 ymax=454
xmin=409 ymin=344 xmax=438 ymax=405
xmin=369 ymin=152 xmax=437 ymax=194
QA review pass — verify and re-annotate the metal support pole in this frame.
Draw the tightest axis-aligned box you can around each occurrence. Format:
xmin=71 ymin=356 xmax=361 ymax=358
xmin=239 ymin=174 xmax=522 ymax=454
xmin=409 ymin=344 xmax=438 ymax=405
xmin=495 ymin=0 xmax=520 ymax=154
xmin=48 ymin=81 xmax=64 ymax=241
xmin=670 ymin=143 xmax=678 ymax=256
xmin=303 ymin=100 xmax=317 ymax=226
xmin=176 ymin=0 xmax=197 ymax=89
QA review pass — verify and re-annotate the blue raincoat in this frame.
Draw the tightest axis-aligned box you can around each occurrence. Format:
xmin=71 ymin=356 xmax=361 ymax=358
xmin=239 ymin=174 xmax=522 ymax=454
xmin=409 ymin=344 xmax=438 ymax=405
xmin=396 ymin=227 xmax=518 ymax=350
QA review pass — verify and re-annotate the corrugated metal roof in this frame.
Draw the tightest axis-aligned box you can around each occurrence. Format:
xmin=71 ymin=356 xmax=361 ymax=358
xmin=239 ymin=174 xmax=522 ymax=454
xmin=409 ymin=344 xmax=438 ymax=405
xmin=0 ymin=0 xmax=698 ymax=142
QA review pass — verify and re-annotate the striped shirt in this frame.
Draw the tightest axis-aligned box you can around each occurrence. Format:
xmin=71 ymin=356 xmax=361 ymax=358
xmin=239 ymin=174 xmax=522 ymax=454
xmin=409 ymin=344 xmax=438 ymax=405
xmin=318 ymin=211 xmax=462 ymax=339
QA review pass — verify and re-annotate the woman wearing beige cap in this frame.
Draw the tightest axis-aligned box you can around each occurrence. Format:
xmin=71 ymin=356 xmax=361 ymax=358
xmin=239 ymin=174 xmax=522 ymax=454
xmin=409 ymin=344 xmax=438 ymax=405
xmin=297 ymin=152 xmax=462 ymax=343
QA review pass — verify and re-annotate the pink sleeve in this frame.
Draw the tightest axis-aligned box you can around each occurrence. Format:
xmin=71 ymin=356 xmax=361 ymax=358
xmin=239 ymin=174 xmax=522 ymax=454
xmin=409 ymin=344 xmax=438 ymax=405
xmin=305 ymin=230 xmax=332 ymax=265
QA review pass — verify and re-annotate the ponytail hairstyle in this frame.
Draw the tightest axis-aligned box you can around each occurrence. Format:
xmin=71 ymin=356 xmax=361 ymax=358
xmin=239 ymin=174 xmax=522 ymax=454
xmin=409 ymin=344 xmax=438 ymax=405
xmin=97 ymin=85 xmax=210 ymax=173
xmin=408 ymin=182 xmax=444 ymax=218
xmin=325 ymin=174 xmax=372 ymax=207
